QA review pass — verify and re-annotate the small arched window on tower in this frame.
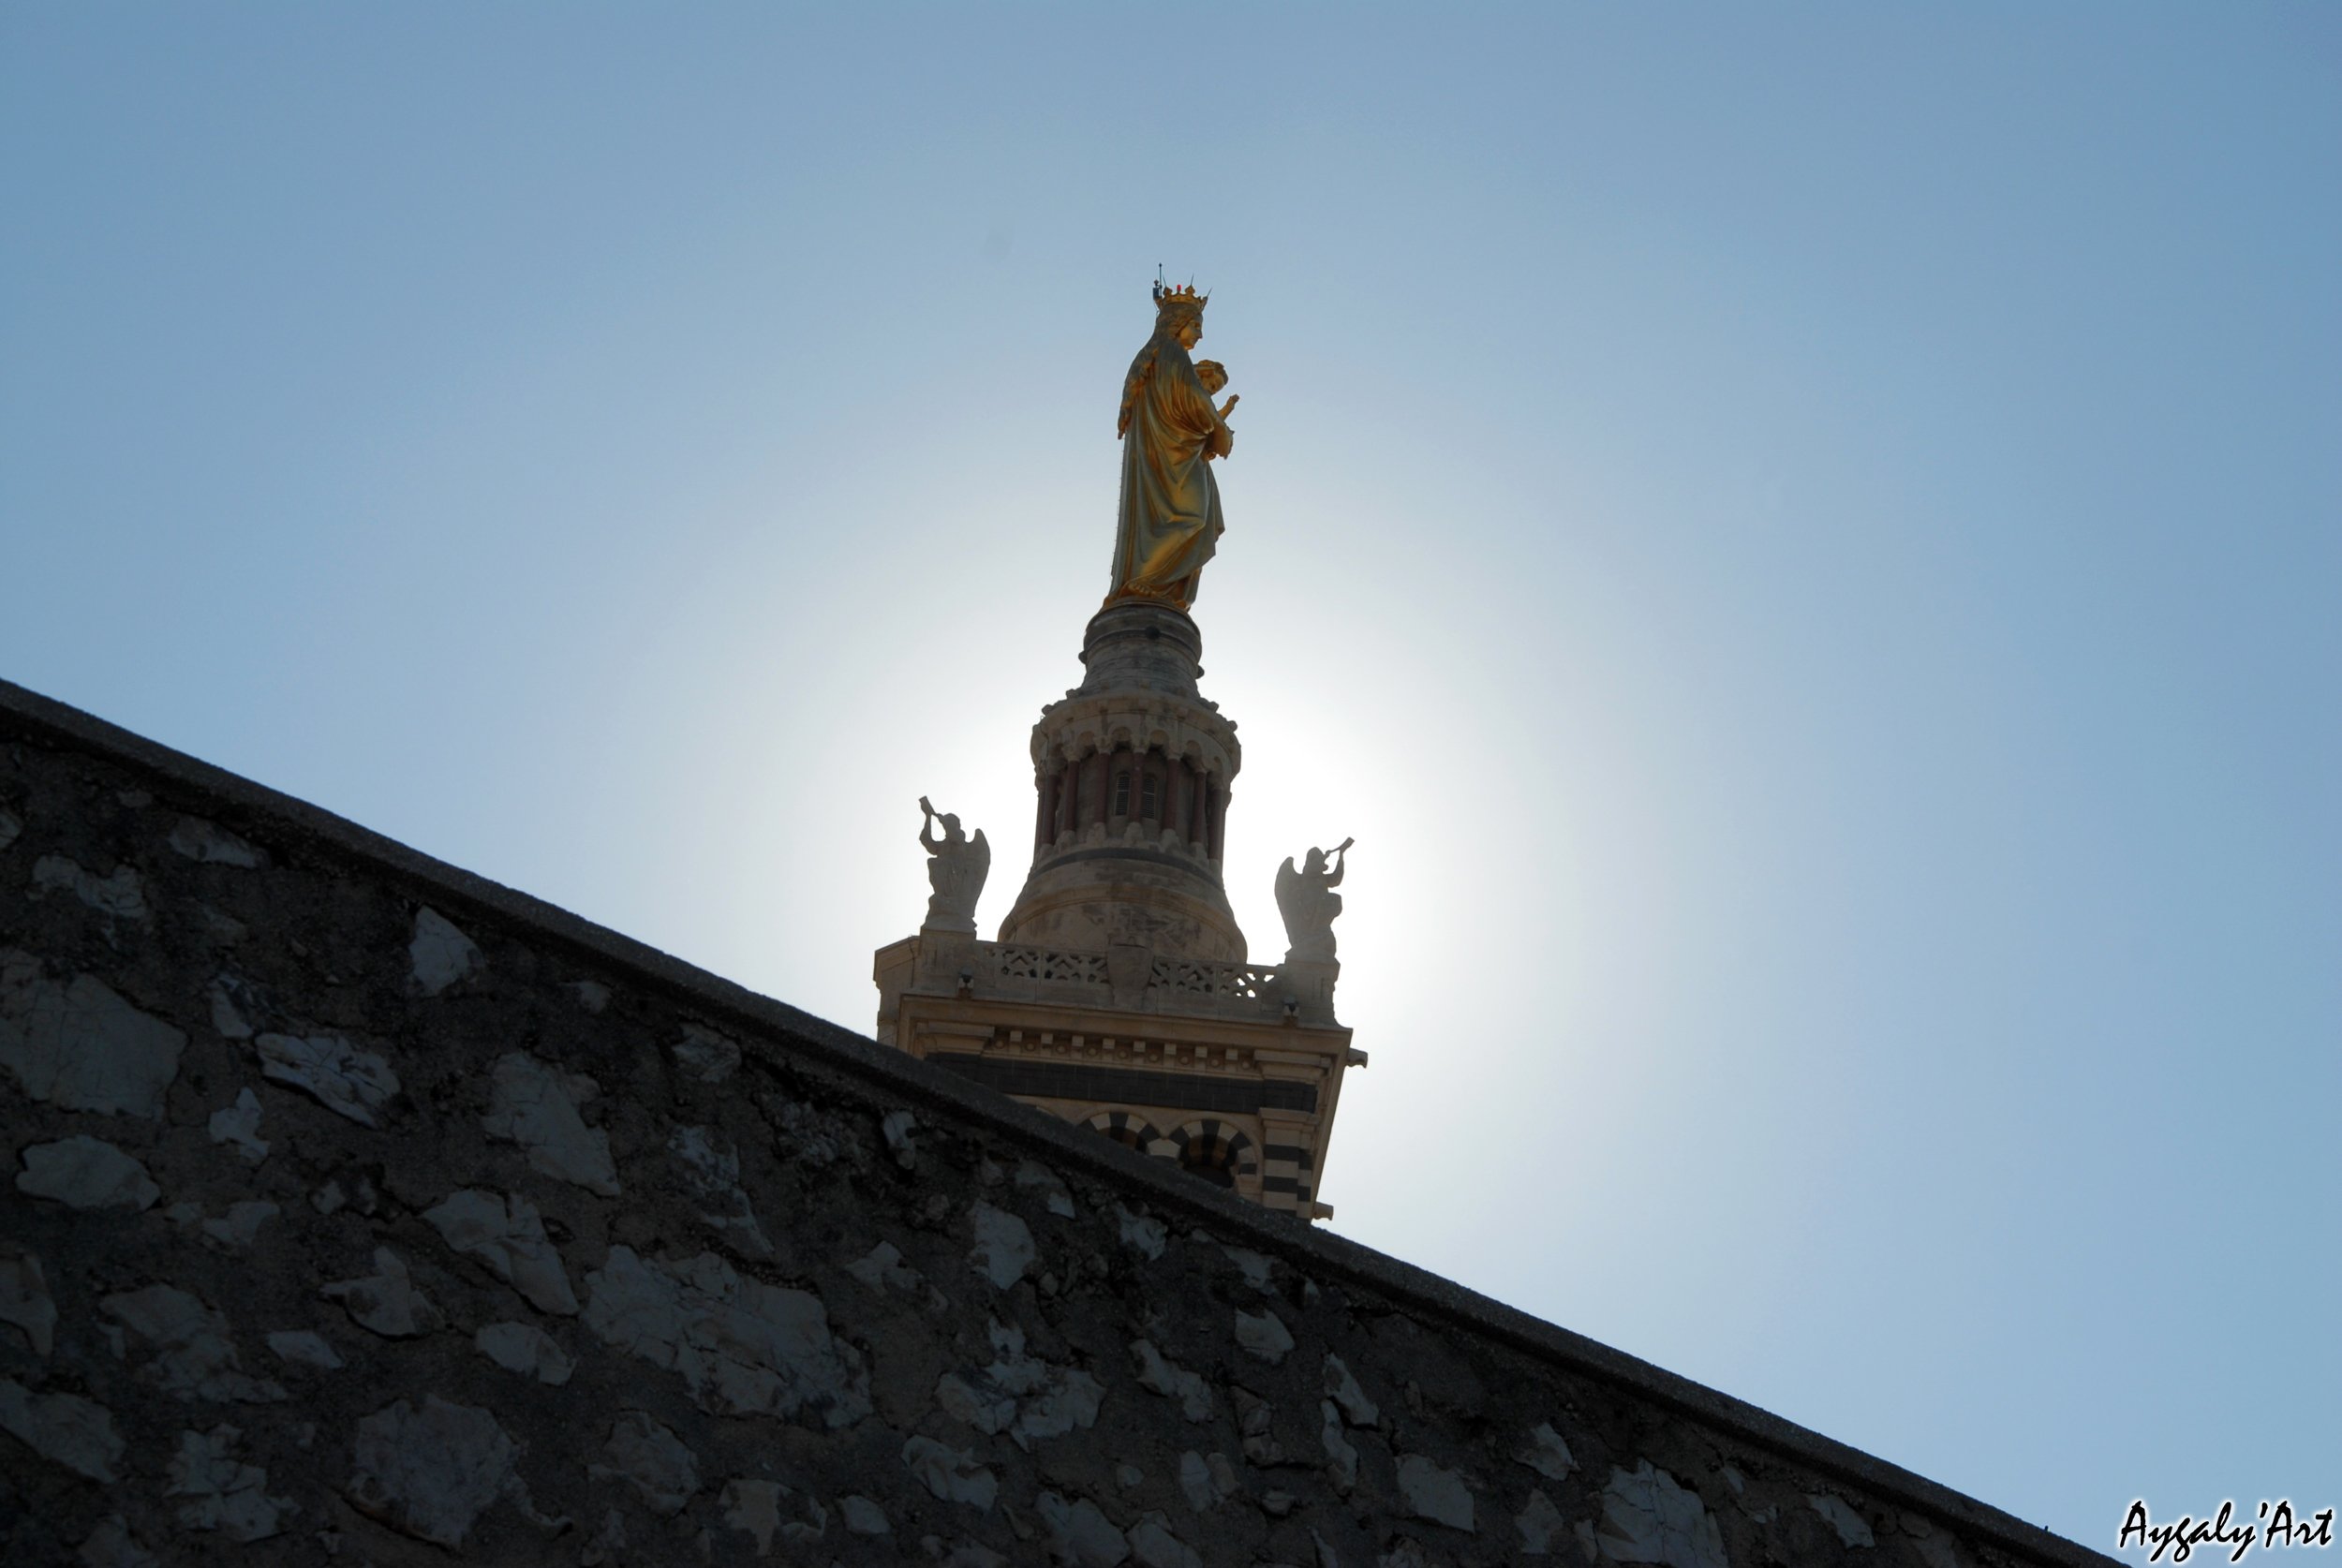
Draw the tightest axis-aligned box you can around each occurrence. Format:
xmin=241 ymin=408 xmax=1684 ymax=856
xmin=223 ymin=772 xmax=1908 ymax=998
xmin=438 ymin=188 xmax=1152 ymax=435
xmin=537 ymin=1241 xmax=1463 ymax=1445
xmin=1140 ymin=770 xmax=1161 ymax=821
xmin=1169 ymin=1118 xmax=1256 ymax=1191
xmin=1082 ymin=1109 xmax=1162 ymax=1155
xmin=1111 ymin=770 xmax=1132 ymax=819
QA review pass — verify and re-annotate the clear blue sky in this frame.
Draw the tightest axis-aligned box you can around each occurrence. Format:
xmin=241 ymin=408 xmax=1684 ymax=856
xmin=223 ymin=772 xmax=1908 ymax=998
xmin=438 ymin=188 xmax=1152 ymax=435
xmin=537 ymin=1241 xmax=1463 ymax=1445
xmin=4 ymin=5 xmax=2335 ymax=1551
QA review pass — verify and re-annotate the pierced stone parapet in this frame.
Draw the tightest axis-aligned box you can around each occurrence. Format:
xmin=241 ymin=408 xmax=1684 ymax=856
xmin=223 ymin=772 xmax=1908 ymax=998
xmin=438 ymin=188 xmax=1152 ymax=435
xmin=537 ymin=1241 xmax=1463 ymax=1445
xmin=920 ymin=940 xmax=1335 ymax=1026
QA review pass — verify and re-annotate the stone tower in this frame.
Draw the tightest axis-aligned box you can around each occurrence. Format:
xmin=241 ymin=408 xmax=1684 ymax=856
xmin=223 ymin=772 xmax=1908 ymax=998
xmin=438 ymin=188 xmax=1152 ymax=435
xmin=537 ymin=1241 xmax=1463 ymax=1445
xmin=874 ymin=599 xmax=1361 ymax=1220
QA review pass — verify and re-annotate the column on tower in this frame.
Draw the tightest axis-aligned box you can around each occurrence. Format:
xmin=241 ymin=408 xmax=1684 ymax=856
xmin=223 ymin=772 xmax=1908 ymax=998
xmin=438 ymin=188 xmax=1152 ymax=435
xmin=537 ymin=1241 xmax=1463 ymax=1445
xmin=1166 ymin=756 xmax=1193 ymax=848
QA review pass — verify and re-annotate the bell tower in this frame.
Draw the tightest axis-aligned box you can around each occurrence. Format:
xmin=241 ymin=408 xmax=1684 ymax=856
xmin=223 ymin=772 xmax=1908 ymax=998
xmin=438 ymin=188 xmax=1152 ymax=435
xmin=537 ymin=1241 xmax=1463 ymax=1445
xmin=874 ymin=596 xmax=1361 ymax=1220
xmin=874 ymin=283 xmax=1361 ymax=1219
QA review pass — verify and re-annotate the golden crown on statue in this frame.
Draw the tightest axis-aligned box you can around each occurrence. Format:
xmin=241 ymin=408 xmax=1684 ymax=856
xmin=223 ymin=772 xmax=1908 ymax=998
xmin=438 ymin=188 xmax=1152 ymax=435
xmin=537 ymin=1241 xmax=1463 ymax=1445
xmin=1153 ymin=278 xmax=1208 ymax=313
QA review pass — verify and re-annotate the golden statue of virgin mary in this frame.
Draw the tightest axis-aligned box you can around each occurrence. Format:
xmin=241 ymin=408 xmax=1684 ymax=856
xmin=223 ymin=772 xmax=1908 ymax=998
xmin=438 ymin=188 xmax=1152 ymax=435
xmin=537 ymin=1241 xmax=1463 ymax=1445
xmin=1106 ymin=282 xmax=1237 ymax=610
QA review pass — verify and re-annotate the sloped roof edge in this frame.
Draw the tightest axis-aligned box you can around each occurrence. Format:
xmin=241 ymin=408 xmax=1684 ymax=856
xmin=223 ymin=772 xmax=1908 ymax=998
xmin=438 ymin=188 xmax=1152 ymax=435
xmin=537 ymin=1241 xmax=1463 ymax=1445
xmin=0 ymin=676 xmax=2112 ymax=1566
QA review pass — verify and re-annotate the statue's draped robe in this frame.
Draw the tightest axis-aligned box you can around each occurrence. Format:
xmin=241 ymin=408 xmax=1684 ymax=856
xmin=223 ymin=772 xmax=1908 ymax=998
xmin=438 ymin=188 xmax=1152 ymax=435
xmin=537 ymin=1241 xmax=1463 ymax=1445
xmin=1108 ymin=333 xmax=1232 ymax=608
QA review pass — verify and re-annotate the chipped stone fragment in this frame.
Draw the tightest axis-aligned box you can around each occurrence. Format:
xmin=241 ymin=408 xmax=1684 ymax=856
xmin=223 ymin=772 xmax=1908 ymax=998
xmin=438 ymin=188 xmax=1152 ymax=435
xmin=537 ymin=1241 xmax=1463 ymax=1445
xmin=1598 ymin=1461 xmax=1727 ymax=1568
xmin=1907 ymin=1520 xmax=1964 ymax=1568
xmin=1518 ymin=1421 xmax=1578 ymax=1481
xmin=1397 ymin=1454 xmax=1475 ymax=1532
xmin=880 ymin=1106 xmax=919 ymax=1167
xmin=581 ymin=1508 xmax=629 ymax=1566
xmin=322 ymin=1248 xmax=444 ymax=1338
xmin=169 ymin=1424 xmax=292 ymax=1541
xmin=1012 ymin=1362 xmax=1104 ymax=1447
xmin=569 ymin=979 xmax=611 ymax=1013
xmin=266 ymin=1330 xmax=343 ymax=1369
xmin=937 ymin=1371 xmax=1015 ymax=1434
xmin=16 ymin=1135 xmax=159 ymax=1210
xmin=970 ymin=1201 xmax=1035 ymax=1288
xmin=721 ymin=1479 xmax=785 ymax=1555
xmin=582 ymin=1246 xmax=870 ymax=1425
xmin=348 ymin=1396 xmax=525 ymax=1549
xmin=257 ymin=1032 xmax=399 ymax=1126
xmin=1177 ymin=1452 xmax=1212 ymax=1510
xmin=669 ymin=1124 xmax=772 ymax=1257
xmin=476 ymin=1321 xmax=574 ymax=1383
xmin=201 ymin=1200 xmax=279 ymax=1249
xmin=1325 ymin=1353 xmax=1379 ymax=1427
xmin=1233 ymin=1386 xmax=1282 ymax=1465
xmin=1215 ymin=1243 xmax=1274 ymax=1291
xmin=482 ymin=1051 xmax=619 ymax=1193
xmin=1115 ymin=1203 xmax=1167 ymax=1260
xmin=1178 ymin=1450 xmax=1238 ymax=1512
xmin=101 ymin=1284 xmax=285 ymax=1401
xmin=0 ymin=951 xmax=185 ymax=1117
xmin=207 ymin=977 xmax=255 ymax=1040
xmin=1236 ymin=1306 xmax=1295 ymax=1364
xmin=0 ymin=1254 xmax=58 ymax=1355
xmin=422 ymin=1188 xmax=578 ymax=1314
xmin=408 ymin=906 xmax=482 ymax=995
xmin=674 ymin=1021 xmax=740 ymax=1082
xmin=1132 ymin=1339 xmax=1211 ymax=1421
xmin=939 ymin=1319 xmax=1104 ymax=1450
xmin=77 ymin=1515 xmax=156 ymax=1568
xmin=197 ymin=904 xmax=247 ymax=945
xmin=32 ymin=853 xmax=148 ymax=918
xmin=1132 ymin=1512 xmax=1203 ymax=1568
xmin=846 ymin=1239 xmax=926 ymax=1294
xmin=591 ymin=1410 xmax=700 ymax=1516
xmin=903 ymin=1434 xmax=998 ymax=1509
xmin=1017 ymin=1159 xmax=1077 ymax=1217
xmin=170 ymin=816 xmax=261 ymax=866
xmin=841 ymin=1495 xmax=891 ymax=1535
xmin=1518 ymin=1488 xmax=1568 ymax=1555
xmin=1037 ymin=1490 xmax=1132 ymax=1565
xmin=1809 ymin=1493 xmax=1875 ymax=1548
xmin=0 ymin=1378 xmax=123 ymax=1480
xmin=1321 ymin=1400 xmax=1359 ymax=1492
xmin=207 ymin=1087 xmax=269 ymax=1161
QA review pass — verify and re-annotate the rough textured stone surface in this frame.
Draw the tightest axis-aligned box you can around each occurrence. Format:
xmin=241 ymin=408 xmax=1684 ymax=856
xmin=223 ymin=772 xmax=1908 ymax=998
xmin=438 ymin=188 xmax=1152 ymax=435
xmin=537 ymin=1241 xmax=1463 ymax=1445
xmin=474 ymin=1321 xmax=574 ymax=1384
xmin=205 ymin=1087 xmax=268 ymax=1161
xmin=100 ymin=1284 xmax=285 ymax=1403
xmin=16 ymin=1134 xmax=160 ymax=1210
xmin=1600 ymin=1460 xmax=1730 ymax=1567
xmin=255 ymin=1031 xmax=399 ymax=1126
xmin=582 ymin=1246 xmax=870 ymax=1425
xmin=0 ymin=1254 xmax=58 ymax=1356
xmin=0 ymin=1379 xmax=124 ymax=1482
xmin=482 ymin=1050 xmax=620 ymax=1194
xmin=166 ymin=1424 xmax=291 ymax=1541
xmin=423 ymin=1188 xmax=579 ymax=1314
xmin=0 ymin=953 xmax=185 ymax=1117
xmin=408 ymin=906 xmax=482 ymax=995
xmin=0 ymin=679 xmax=2113 ymax=1568
xmin=321 ymin=1248 xmax=444 ymax=1339
xmin=348 ymin=1396 xmax=526 ymax=1548
xmin=592 ymin=1410 xmax=700 ymax=1516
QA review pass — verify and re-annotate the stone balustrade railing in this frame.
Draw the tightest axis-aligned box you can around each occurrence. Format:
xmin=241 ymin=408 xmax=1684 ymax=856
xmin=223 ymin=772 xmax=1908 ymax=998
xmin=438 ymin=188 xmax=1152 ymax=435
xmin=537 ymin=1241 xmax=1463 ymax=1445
xmin=977 ymin=941 xmax=1330 ymax=1022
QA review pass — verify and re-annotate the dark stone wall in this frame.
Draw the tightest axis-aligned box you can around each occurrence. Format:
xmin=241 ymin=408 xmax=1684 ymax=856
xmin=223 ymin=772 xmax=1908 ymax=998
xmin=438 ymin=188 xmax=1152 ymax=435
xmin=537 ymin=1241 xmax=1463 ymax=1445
xmin=0 ymin=679 xmax=2110 ymax=1568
